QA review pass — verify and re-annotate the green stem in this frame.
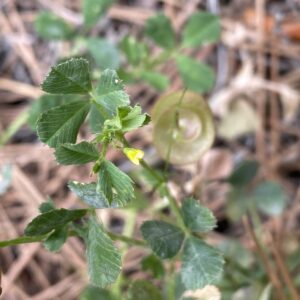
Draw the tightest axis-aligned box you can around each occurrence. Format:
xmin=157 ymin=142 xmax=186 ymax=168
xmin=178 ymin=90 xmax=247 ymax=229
xmin=139 ymin=159 xmax=165 ymax=185
xmin=160 ymin=184 xmax=189 ymax=235
xmin=163 ymin=88 xmax=187 ymax=178
xmin=93 ymin=139 xmax=109 ymax=173
xmin=0 ymin=110 xmax=29 ymax=147
xmin=0 ymin=230 xmax=79 ymax=248
xmin=0 ymin=234 xmax=49 ymax=248
xmin=111 ymin=209 xmax=137 ymax=298
xmin=107 ymin=232 xmax=146 ymax=247
xmin=121 ymin=135 xmax=189 ymax=235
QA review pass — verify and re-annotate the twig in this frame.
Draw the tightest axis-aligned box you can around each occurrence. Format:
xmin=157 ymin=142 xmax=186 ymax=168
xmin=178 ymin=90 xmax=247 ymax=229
xmin=0 ymin=78 xmax=42 ymax=98
xmin=255 ymin=0 xmax=267 ymax=172
xmin=242 ymin=215 xmax=285 ymax=300
xmin=269 ymin=235 xmax=299 ymax=300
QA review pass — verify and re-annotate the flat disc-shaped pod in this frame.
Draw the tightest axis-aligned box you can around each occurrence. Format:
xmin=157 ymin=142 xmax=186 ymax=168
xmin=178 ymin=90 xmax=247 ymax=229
xmin=152 ymin=90 xmax=215 ymax=164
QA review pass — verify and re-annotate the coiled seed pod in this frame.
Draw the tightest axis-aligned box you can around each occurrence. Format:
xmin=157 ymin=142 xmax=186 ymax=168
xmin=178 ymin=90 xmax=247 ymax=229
xmin=152 ymin=90 xmax=215 ymax=165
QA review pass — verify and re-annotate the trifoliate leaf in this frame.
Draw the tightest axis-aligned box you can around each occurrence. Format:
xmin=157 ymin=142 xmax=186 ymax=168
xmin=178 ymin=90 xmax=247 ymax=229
xmin=141 ymin=71 xmax=169 ymax=91
xmin=55 ymin=141 xmax=99 ymax=165
xmin=181 ymin=237 xmax=224 ymax=290
xmin=145 ymin=14 xmax=176 ymax=49
xmin=87 ymin=38 xmax=120 ymax=70
xmin=97 ymin=160 xmax=134 ymax=205
xmin=141 ymin=220 xmax=184 ymax=259
xmin=182 ymin=12 xmax=220 ymax=48
xmin=120 ymin=35 xmax=149 ymax=66
xmin=25 ymin=209 xmax=87 ymax=236
xmin=37 ymin=100 xmax=90 ymax=148
xmin=228 ymin=160 xmax=259 ymax=187
xmin=68 ymin=181 xmax=126 ymax=208
xmin=42 ymin=58 xmax=92 ymax=94
xmin=43 ymin=226 xmax=68 ymax=252
xmin=83 ymin=0 xmax=114 ymax=27
xmin=28 ymin=94 xmax=78 ymax=130
xmin=86 ymin=216 xmax=121 ymax=287
xmin=181 ymin=198 xmax=216 ymax=233
xmin=95 ymin=69 xmax=130 ymax=116
xmin=252 ymin=181 xmax=286 ymax=216
xmin=35 ymin=12 xmax=74 ymax=40
xmin=175 ymin=55 xmax=215 ymax=93
xmin=127 ymin=280 xmax=163 ymax=300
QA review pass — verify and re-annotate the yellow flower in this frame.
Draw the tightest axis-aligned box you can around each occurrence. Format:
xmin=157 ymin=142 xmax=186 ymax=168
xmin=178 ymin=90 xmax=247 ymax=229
xmin=123 ymin=148 xmax=144 ymax=165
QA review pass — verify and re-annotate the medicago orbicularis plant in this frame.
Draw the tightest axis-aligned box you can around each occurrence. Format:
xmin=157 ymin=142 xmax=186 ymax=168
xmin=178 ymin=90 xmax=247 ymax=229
xmin=0 ymin=57 xmax=224 ymax=297
xmin=35 ymin=8 xmax=220 ymax=94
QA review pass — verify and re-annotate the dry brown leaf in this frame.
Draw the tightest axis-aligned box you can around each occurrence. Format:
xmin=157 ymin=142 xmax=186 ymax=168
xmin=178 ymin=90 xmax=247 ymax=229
xmin=183 ymin=285 xmax=221 ymax=300
xmin=218 ymin=99 xmax=259 ymax=140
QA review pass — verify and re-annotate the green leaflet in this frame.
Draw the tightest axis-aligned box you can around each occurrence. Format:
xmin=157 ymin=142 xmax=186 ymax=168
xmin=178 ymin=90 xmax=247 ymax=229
xmin=88 ymin=103 xmax=106 ymax=133
xmin=253 ymin=181 xmax=286 ymax=216
xmin=228 ymin=160 xmax=259 ymax=187
xmin=35 ymin=11 xmax=74 ymax=40
xmin=104 ymin=105 xmax=150 ymax=133
xmin=80 ymin=286 xmax=114 ymax=300
xmin=87 ymin=38 xmax=120 ymax=70
xmin=226 ymin=186 xmax=250 ymax=222
xmin=182 ymin=12 xmax=220 ymax=48
xmin=55 ymin=141 xmax=99 ymax=165
xmin=127 ymin=280 xmax=163 ymax=300
xmin=141 ymin=220 xmax=184 ymax=259
xmin=42 ymin=58 xmax=92 ymax=94
xmin=25 ymin=208 xmax=87 ymax=236
xmin=95 ymin=69 xmax=130 ymax=116
xmin=140 ymin=71 xmax=169 ymax=91
xmin=43 ymin=226 xmax=68 ymax=252
xmin=119 ymin=105 xmax=150 ymax=132
xmin=175 ymin=55 xmax=215 ymax=93
xmin=86 ymin=216 xmax=121 ymax=288
xmin=141 ymin=254 xmax=165 ymax=278
xmin=97 ymin=160 xmax=134 ymax=205
xmin=145 ymin=14 xmax=176 ymax=49
xmin=68 ymin=181 xmax=125 ymax=208
xmin=28 ymin=94 xmax=78 ymax=130
xmin=181 ymin=198 xmax=216 ymax=233
xmin=37 ymin=100 xmax=90 ymax=148
xmin=181 ymin=237 xmax=224 ymax=289
xmin=83 ymin=0 xmax=114 ymax=27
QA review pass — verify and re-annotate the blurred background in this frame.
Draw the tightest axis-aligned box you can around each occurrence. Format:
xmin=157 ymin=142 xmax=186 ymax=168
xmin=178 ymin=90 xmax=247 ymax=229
xmin=0 ymin=0 xmax=300 ymax=299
